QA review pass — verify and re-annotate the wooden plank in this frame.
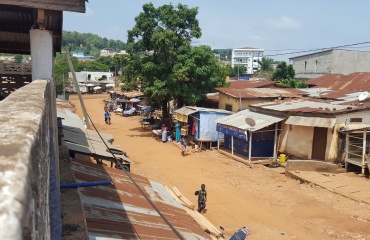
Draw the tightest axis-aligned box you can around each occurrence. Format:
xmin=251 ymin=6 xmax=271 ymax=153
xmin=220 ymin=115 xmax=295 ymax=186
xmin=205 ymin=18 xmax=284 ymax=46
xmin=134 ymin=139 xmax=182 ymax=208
xmin=1 ymin=0 xmax=86 ymax=13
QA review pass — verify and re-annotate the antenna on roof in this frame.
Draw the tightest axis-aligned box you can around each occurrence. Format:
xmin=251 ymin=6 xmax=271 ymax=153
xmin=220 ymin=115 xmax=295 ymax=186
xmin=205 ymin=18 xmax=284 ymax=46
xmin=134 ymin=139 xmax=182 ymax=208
xmin=358 ymin=91 xmax=369 ymax=102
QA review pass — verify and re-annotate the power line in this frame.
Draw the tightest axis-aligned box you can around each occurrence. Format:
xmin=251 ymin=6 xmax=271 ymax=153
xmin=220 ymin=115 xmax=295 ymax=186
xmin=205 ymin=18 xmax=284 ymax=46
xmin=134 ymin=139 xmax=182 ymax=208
xmin=265 ymin=41 xmax=370 ymax=57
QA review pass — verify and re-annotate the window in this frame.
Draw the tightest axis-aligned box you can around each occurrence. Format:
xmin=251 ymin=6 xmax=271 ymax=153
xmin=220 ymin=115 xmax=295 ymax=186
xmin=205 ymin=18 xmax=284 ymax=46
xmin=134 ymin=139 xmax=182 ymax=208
xmin=225 ymin=104 xmax=233 ymax=111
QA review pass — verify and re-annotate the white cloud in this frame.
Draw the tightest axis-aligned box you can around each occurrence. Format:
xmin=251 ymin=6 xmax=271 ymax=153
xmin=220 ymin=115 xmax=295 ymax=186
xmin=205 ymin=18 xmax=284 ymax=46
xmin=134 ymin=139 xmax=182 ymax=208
xmin=264 ymin=15 xmax=302 ymax=30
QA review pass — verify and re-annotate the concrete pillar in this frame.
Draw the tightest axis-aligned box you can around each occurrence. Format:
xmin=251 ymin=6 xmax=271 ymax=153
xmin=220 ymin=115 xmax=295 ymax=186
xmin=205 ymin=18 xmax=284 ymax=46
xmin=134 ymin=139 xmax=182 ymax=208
xmin=30 ymin=29 xmax=61 ymax=239
xmin=30 ymin=29 xmax=53 ymax=80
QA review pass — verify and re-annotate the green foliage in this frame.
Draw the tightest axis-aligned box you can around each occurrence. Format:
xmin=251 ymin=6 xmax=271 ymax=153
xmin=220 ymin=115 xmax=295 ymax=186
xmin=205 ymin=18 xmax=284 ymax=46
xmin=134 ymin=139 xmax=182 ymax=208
xmin=272 ymin=61 xmax=295 ymax=81
xmin=62 ymin=31 xmax=126 ymax=56
xmin=54 ymin=53 xmax=80 ymax=94
xmin=54 ymin=52 xmax=110 ymax=94
xmin=14 ymin=54 xmax=23 ymax=63
xmin=123 ymin=3 xmax=227 ymax=117
xmin=212 ymin=49 xmax=232 ymax=60
xmin=257 ymin=57 xmax=274 ymax=72
xmin=79 ymin=61 xmax=110 ymax=72
xmin=227 ymin=65 xmax=247 ymax=77
xmin=276 ymin=78 xmax=308 ymax=88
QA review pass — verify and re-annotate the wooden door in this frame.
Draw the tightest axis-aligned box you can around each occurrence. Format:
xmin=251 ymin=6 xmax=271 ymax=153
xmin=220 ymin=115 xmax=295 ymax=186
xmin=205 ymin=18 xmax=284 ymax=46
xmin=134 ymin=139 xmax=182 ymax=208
xmin=311 ymin=127 xmax=327 ymax=160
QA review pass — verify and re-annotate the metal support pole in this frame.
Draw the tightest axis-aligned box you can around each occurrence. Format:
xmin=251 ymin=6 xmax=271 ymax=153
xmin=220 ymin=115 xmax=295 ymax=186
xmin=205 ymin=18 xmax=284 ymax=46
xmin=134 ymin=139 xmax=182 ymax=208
xmin=231 ymin=136 xmax=234 ymax=155
xmin=273 ymin=123 xmax=278 ymax=161
xmin=362 ymin=130 xmax=366 ymax=175
xmin=66 ymin=50 xmax=91 ymax=129
xmin=345 ymin=133 xmax=349 ymax=169
xmin=249 ymin=131 xmax=252 ymax=165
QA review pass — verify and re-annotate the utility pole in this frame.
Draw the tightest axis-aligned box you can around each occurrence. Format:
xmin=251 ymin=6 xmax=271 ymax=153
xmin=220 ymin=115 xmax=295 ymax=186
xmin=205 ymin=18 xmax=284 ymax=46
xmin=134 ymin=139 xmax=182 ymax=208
xmin=66 ymin=50 xmax=91 ymax=129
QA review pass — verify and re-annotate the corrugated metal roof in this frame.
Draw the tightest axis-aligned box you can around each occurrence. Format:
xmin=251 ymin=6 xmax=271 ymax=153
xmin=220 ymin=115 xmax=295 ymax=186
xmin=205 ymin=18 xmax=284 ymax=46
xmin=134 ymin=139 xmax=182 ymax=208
xmin=304 ymin=74 xmax=346 ymax=90
xmin=57 ymin=107 xmax=132 ymax=163
xmin=175 ymin=106 xmax=233 ymax=116
xmin=252 ymin=99 xmax=349 ymax=112
xmin=70 ymin=160 xmax=210 ymax=239
xmin=215 ymin=109 xmax=285 ymax=132
xmin=174 ymin=107 xmax=198 ymax=116
xmin=286 ymin=116 xmax=336 ymax=128
xmin=217 ymin=88 xmax=302 ymax=99
xmin=227 ymin=80 xmax=275 ymax=89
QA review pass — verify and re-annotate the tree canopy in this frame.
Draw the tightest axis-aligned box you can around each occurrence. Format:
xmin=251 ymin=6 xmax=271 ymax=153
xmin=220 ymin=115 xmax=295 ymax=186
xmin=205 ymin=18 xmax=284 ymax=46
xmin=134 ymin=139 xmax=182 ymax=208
xmin=62 ymin=31 xmax=126 ymax=56
xmin=272 ymin=61 xmax=295 ymax=81
xmin=122 ymin=3 xmax=227 ymax=118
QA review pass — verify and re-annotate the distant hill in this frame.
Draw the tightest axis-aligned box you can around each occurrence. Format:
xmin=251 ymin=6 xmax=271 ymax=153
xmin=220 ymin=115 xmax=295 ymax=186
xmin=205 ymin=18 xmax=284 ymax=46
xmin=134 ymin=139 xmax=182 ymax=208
xmin=62 ymin=31 xmax=126 ymax=57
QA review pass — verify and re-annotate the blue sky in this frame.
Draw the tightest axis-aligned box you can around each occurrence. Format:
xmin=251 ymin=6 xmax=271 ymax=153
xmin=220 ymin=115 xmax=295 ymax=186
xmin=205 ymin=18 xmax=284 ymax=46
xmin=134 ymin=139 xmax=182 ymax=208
xmin=64 ymin=1 xmax=370 ymax=62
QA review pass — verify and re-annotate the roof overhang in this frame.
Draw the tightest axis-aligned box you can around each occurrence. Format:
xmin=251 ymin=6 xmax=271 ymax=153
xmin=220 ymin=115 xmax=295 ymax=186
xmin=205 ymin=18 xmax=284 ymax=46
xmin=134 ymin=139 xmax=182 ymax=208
xmin=175 ymin=107 xmax=198 ymax=122
xmin=286 ymin=116 xmax=336 ymax=128
xmin=215 ymin=109 xmax=285 ymax=132
xmin=0 ymin=1 xmax=86 ymax=55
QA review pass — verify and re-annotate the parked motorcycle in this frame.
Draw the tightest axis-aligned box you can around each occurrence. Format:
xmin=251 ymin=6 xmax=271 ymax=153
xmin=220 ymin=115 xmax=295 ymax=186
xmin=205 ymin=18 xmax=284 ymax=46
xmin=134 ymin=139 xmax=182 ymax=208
xmin=220 ymin=226 xmax=250 ymax=240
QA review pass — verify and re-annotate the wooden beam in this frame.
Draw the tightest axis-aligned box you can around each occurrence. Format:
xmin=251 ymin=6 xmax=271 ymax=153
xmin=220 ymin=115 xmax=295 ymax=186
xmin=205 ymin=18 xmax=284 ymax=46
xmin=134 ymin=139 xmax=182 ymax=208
xmin=0 ymin=0 xmax=86 ymax=13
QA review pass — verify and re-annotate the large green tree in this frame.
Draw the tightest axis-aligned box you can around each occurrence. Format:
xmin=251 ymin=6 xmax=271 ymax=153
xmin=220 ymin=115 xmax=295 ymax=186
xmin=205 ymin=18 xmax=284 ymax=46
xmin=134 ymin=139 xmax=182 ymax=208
xmin=272 ymin=61 xmax=295 ymax=80
xmin=123 ymin=3 xmax=227 ymax=118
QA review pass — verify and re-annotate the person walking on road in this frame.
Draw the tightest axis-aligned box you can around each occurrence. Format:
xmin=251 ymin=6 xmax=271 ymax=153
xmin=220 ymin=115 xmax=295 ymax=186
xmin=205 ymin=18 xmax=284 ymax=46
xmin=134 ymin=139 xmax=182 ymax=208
xmin=181 ymin=135 xmax=187 ymax=156
xmin=195 ymin=184 xmax=207 ymax=213
xmin=104 ymin=109 xmax=111 ymax=124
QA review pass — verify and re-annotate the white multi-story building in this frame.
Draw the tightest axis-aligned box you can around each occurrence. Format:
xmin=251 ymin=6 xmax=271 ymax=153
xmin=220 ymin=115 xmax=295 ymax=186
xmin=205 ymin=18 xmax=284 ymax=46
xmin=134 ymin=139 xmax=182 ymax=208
xmin=231 ymin=47 xmax=264 ymax=74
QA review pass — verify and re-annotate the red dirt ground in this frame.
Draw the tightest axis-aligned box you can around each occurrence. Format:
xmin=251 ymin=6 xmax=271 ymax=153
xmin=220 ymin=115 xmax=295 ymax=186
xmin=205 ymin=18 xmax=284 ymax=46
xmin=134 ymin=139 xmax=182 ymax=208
xmin=70 ymin=94 xmax=370 ymax=240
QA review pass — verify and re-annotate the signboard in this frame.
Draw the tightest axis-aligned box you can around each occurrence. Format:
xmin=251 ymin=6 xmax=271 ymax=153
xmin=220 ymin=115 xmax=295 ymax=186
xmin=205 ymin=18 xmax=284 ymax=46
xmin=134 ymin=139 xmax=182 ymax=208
xmin=217 ymin=124 xmax=247 ymax=141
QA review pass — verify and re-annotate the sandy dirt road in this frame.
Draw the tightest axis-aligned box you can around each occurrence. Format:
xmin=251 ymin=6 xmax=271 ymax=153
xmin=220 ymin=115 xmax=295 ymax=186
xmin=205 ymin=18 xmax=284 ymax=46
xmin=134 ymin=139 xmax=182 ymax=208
xmin=70 ymin=94 xmax=370 ymax=240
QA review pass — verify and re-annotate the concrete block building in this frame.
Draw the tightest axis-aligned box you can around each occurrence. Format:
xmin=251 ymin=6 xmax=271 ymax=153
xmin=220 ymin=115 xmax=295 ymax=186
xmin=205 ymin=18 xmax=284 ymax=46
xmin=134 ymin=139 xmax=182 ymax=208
xmin=289 ymin=49 xmax=370 ymax=80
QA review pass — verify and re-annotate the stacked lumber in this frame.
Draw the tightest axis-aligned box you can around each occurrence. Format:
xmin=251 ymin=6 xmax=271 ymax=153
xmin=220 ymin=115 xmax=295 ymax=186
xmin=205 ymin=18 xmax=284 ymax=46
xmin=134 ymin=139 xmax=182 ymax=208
xmin=184 ymin=208 xmax=223 ymax=238
xmin=165 ymin=185 xmax=222 ymax=239
xmin=164 ymin=185 xmax=185 ymax=207
xmin=171 ymin=187 xmax=195 ymax=210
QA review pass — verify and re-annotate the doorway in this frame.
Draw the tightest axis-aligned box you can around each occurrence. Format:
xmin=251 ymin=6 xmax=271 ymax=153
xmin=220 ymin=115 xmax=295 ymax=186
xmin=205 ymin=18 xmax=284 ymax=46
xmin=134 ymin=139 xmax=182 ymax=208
xmin=311 ymin=127 xmax=327 ymax=160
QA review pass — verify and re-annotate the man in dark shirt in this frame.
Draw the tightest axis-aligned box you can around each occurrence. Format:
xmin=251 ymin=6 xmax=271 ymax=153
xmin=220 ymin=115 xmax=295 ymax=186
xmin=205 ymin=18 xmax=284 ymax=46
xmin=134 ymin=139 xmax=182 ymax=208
xmin=197 ymin=184 xmax=207 ymax=213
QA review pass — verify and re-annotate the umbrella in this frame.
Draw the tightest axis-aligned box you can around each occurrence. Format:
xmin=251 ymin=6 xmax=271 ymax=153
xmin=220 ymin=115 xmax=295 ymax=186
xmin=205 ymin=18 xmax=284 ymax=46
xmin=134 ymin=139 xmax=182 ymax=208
xmin=86 ymin=83 xmax=95 ymax=87
xmin=93 ymin=86 xmax=102 ymax=90
xmin=141 ymin=106 xmax=156 ymax=111
xmin=106 ymin=83 xmax=115 ymax=87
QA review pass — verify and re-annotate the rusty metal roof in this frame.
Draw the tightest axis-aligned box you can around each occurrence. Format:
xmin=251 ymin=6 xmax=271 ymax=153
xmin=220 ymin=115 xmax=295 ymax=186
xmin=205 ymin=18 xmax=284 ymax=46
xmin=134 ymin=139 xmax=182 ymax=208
xmin=305 ymin=72 xmax=370 ymax=92
xmin=217 ymin=87 xmax=302 ymax=99
xmin=69 ymin=160 xmax=210 ymax=239
xmin=251 ymin=98 xmax=370 ymax=115
xmin=227 ymin=80 xmax=275 ymax=89
xmin=305 ymin=74 xmax=346 ymax=90
xmin=0 ymin=1 xmax=85 ymax=54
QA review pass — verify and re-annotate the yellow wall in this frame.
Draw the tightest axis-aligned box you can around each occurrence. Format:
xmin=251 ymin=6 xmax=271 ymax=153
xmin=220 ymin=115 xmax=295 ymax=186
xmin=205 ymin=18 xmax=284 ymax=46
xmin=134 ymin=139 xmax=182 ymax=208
xmin=218 ymin=93 xmax=271 ymax=112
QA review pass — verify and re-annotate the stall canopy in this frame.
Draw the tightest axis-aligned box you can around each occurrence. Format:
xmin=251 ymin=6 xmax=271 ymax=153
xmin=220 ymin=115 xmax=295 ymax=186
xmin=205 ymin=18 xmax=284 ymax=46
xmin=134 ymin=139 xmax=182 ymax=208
xmin=215 ymin=109 xmax=286 ymax=132
xmin=106 ymin=83 xmax=115 ymax=87
xmin=175 ymin=107 xmax=198 ymax=122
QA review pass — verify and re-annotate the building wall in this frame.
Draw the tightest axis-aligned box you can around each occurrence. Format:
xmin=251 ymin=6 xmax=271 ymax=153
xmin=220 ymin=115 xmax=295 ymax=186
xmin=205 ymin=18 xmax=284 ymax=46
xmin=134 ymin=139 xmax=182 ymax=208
xmin=218 ymin=93 xmax=271 ymax=112
xmin=279 ymin=123 xmax=314 ymax=159
xmin=290 ymin=50 xmax=333 ymax=80
xmin=279 ymin=121 xmax=337 ymax=161
xmin=231 ymin=48 xmax=264 ymax=74
xmin=0 ymin=80 xmax=54 ymax=239
xmin=291 ymin=49 xmax=370 ymax=80
xmin=332 ymin=50 xmax=370 ymax=75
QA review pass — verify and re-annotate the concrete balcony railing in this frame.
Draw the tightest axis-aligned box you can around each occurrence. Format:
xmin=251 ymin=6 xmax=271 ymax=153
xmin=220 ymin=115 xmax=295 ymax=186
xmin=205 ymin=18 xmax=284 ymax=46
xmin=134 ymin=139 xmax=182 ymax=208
xmin=0 ymin=80 xmax=59 ymax=240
